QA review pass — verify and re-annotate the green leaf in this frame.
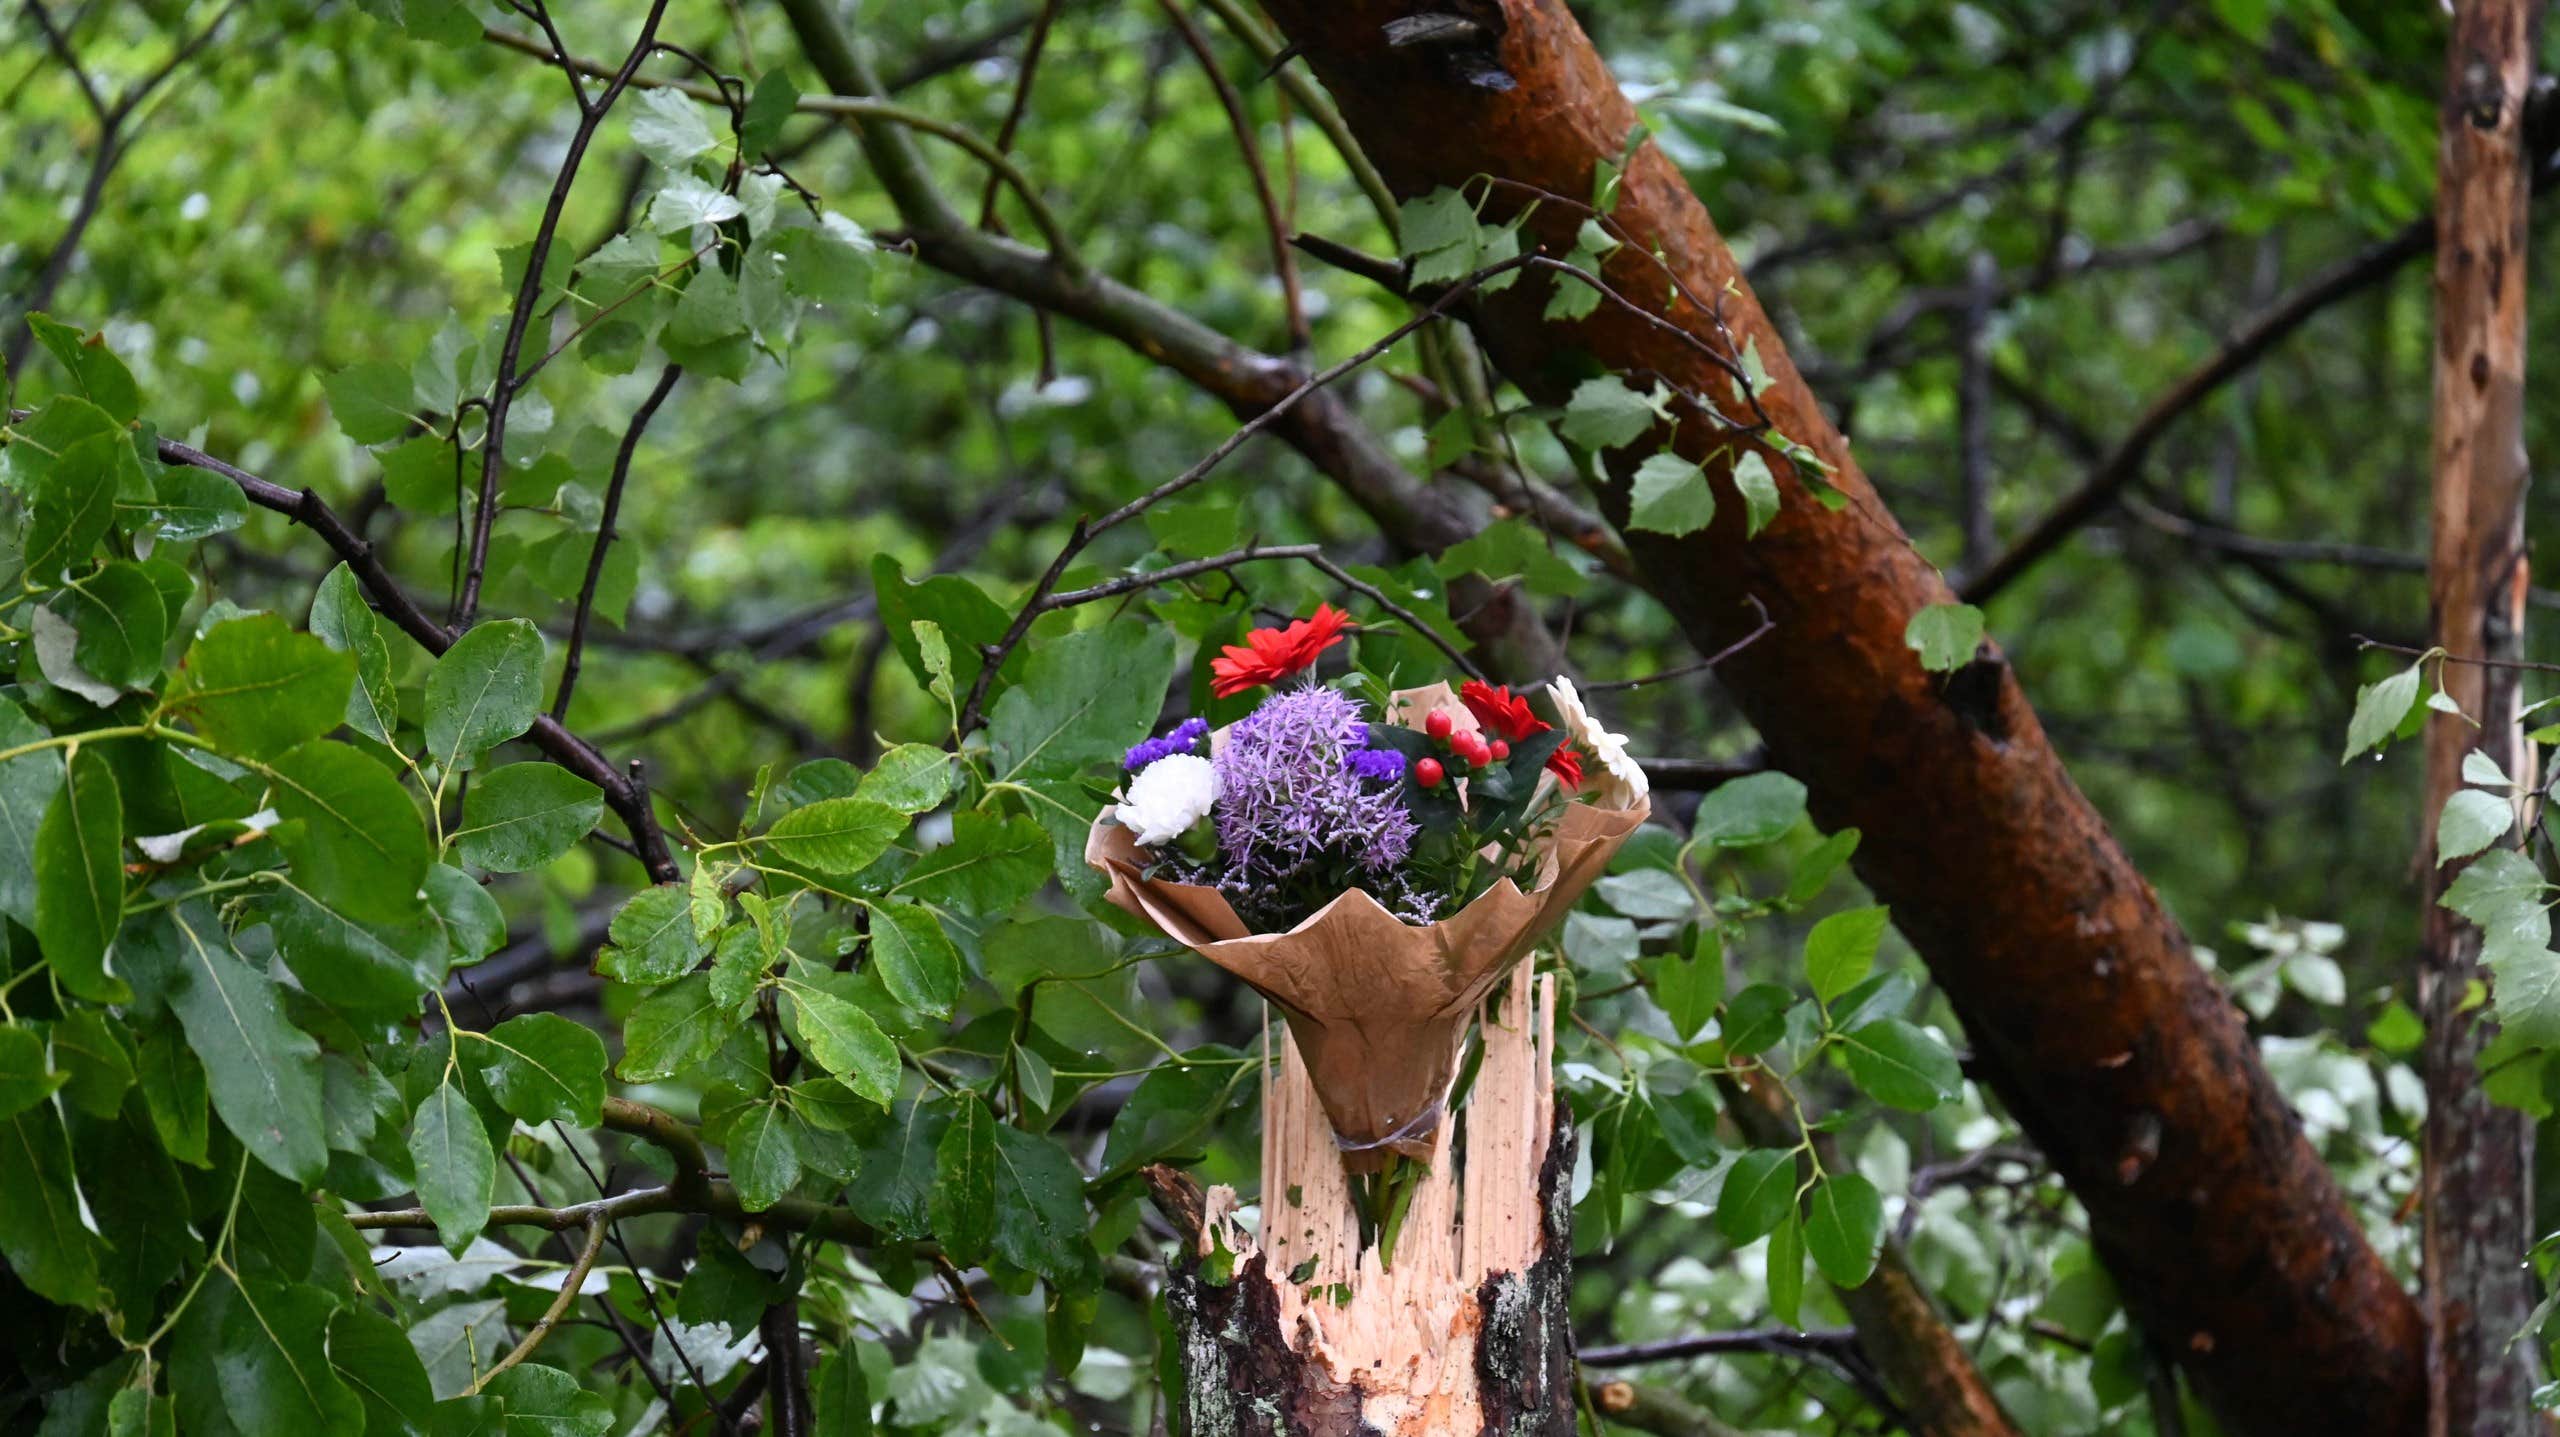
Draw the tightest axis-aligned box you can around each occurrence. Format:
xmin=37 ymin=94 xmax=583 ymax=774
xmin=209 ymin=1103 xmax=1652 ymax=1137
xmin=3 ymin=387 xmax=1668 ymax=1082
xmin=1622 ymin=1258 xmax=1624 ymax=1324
xmin=133 ymin=1024 xmax=209 ymax=1166
xmin=1653 ymin=927 xmax=1724 ymax=1041
xmin=1840 ymin=1019 xmax=1961 ymax=1110
xmin=475 ymin=1013 xmax=607 ymax=1126
xmin=265 ymin=739 xmax=434 ymax=923
xmin=27 ymin=314 xmax=140 ymax=422
xmin=258 ymin=878 xmax=447 ymax=1011
xmin=482 ymin=1364 xmax=611 ymax=1436
xmin=1558 ymin=375 xmax=1658 ymax=451
xmin=931 ymin=1094 xmax=998 ymax=1266
xmin=52 ymin=562 xmax=168 ymax=691
xmin=761 ymin=796 xmax=905 ymax=875
xmin=628 ymin=88 xmax=721 ymax=166
xmin=811 ymin=1341 xmax=873 ymax=1436
xmin=789 ymin=984 xmax=900 ymax=1105
xmin=988 ymin=625 xmax=1177 ymax=780
xmin=597 ymin=883 xmax=706 ymax=986
xmin=1804 ymin=1173 xmax=1885 ymax=1286
xmin=0 ymin=1105 xmax=100 ymax=1307
xmin=1626 ymin=452 xmax=1716 ymax=535
xmin=332 ymin=1304 xmax=437 ymax=1437
xmin=2488 ymin=944 xmax=2560 ymax=1047
xmin=725 ymin=1099 xmax=802 ymax=1212
xmin=36 ymin=747 xmax=125 ymax=1003
xmin=1398 ymin=188 xmax=1478 ymax=263
xmin=2341 ymin=661 xmax=2424 ymax=763
xmin=856 ymin=743 xmax=954 ymax=814
xmin=0 ymin=695 xmax=64 ymax=927
xmin=152 ymin=906 xmax=327 ymax=1181
xmin=874 ymin=556 xmax=1011 ymax=699
xmin=1806 ymin=906 xmax=1890 ymax=1007
xmin=455 ymin=763 xmax=603 ymax=872
xmin=1099 ymin=1048 xmax=1248 ymax=1178
xmin=218 ymin=1277 xmax=366 ymax=1434
xmin=310 ymin=565 xmax=401 ymax=745
xmin=1904 ymin=603 xmax=1986 ymax=673
xmin=49 ymin=1006 xmax=133 ymax=1117
xmin=617 ymin=973 xmax=726 ymax=1081
xmin=988 ymin=1121 xmax=1099 ymax=1288
xmin=1721 ymin=983 xmax=1793 ymax=1056
xmin=1715 ymin=1146 xmax=1797 ymax=1243
xmin=2438 ymin=789 xmax=2514 ymax=866
xmin=323 ymin=361 xmax=419 ymax=444
xmin=645 ymin=179 xmax=742 ymax=247
xmin=23 ymin=424 xmax=127 ymax=583
xmin=409 ymin=1076 xmax=495 ymax=1253
xmin=739 ymin=70 xmax=801 ymax=158
xmin=0 ymin=1022 xmax=64 ymax=1120
xmin=425 ymin=620 xmax=544 ymax=773
xmin=1766 ymin=1211 xmax=1806 ymax=1326
xmin=893 ymin=812 xmax=1050 ymax=912
xmin=865 ymin=899 xmax=960 ymax=1017
xmin=144 ymin=462 xmax=251 ymax=542
xmin=1692 ymin=771 xmax=1806 ymax=848
xmin=1732 ymin=449 xmax=1781 ymax=536
xmin=175 ymin=614 xmax=358 ymax=759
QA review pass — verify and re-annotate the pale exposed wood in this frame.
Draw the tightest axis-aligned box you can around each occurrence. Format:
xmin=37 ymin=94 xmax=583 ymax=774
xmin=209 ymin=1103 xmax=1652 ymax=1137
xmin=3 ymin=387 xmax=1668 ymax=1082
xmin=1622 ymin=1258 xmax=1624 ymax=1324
xmin=1178 ymin=960 xmax=1569 ymax=1436
xmin=2421 ymin=5 xmax=2540 ymax=1436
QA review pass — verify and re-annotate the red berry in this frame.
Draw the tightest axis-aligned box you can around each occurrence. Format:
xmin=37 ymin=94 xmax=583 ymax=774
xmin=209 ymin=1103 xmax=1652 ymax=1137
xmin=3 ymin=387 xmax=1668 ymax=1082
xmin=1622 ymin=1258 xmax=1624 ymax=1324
xmin=1425 ymin=709 xmax=1454 ymax=739
xmin=1491 ymin=738 xmax=1511 ymax=761
xmin=1414 ymin=757 xmax=1445 ymax=788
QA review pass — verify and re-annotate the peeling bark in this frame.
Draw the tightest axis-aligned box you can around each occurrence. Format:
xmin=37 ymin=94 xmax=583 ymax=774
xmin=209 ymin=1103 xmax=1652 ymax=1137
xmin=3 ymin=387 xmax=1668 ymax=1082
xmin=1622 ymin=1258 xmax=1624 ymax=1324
xmin=1246 ymin=5 xmax=2427 ymax=1433
xmin=2422 ymin=4 xmax=2540 ymax=1434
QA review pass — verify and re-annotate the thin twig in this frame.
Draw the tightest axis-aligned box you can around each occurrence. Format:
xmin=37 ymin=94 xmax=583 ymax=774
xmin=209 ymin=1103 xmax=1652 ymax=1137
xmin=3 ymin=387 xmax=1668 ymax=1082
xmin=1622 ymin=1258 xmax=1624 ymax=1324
xmin=468 ymin=1216 xmax=608 ymax=1393
xmin=458 ymin=0 xmax=674 ymax=629
xmin=554 ymin=363 xmax=682 ymax=719
xmin=1156 ymin=0 xmax=1308 ymax=351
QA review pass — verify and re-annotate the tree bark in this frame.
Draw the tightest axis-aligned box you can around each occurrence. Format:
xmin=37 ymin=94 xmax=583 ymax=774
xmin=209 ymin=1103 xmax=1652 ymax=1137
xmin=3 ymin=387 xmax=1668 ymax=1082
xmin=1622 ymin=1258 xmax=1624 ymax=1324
xmin=2422 ymin=4 xmax=2539 ymax=1433
xmin=1245 ymin=5 xmax=2426 ymax=1434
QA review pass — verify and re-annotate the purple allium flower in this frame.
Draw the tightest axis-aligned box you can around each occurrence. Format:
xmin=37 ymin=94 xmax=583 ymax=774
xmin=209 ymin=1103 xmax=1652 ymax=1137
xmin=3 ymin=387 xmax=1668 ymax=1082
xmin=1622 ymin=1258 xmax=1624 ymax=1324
xmin=1216 ymin=684 xmax=1415 ymax=871
xmin=1124 ymin=716 xmax=1210 ymax=772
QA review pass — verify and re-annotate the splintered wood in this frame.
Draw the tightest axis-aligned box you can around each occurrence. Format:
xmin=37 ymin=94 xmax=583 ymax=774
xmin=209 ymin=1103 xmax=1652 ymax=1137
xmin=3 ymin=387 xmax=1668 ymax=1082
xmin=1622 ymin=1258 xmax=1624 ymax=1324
xmin=1188 ymin=959 xmax=1562 ymax=1436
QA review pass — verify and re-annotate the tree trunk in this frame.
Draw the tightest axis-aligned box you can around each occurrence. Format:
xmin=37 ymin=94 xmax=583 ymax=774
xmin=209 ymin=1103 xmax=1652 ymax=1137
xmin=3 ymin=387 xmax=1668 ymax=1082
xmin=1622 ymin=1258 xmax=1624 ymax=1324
xmin=1245 ymin=5 xmax=2427 ymax=1433
xmin=2422 ymin=4 xmax=2539 ymax=1433
xmin=1149 ymin=966 xmax=1580 ymax=1436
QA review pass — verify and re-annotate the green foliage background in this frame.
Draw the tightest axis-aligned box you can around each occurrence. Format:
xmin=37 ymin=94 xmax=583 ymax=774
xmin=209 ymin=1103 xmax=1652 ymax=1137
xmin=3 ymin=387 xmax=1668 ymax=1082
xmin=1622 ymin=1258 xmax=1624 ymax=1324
xmin=0 ymin=1 xmax=2531 ymax=1433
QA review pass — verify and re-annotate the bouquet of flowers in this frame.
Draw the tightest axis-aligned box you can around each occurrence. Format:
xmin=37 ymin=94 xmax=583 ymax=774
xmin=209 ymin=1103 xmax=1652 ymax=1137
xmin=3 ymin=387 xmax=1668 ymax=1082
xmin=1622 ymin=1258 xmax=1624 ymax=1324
xmin=1085 ymin=604 xmax=1649 ymax=1207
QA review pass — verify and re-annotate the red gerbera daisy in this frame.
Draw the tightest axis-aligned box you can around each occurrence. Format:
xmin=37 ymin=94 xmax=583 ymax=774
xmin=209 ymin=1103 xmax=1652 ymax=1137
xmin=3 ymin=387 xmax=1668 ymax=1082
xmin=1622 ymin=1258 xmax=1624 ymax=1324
xmin=1210 ymin=603 xmax=1352 ymax=698
xmin=1459 ymin=681 xmax=1546 ymax=741
xmin=1459 ymin=679 xmax=1584 ymax=787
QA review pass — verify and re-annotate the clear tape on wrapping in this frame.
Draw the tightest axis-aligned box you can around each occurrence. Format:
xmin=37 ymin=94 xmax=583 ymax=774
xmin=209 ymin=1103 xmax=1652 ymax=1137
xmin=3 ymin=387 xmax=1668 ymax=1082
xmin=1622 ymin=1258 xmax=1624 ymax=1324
xmin=1334 ymin=1098 xmax=1445 ymax=1157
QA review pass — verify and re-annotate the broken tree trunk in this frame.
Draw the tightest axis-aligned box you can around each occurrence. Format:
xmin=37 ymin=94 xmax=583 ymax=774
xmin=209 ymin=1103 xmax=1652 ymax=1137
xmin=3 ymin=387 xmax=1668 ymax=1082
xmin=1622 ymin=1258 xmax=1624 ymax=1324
xmin=1150 ymin=964 xmax=1579 ymax=1436
xmin=1247 ymin=4 xmax=2426 ymax=1433
xmin=2421 ymin=3 xmax=2539 ymax=1433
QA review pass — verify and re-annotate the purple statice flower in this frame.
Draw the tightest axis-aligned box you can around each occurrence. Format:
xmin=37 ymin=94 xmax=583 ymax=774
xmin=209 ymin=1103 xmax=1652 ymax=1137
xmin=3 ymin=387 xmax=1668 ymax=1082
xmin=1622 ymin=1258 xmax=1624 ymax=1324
xmin=1346 ymin=746 xmax=1406 ymax=785
xmin=1123 ymin=716 xmax=1209 ymax=772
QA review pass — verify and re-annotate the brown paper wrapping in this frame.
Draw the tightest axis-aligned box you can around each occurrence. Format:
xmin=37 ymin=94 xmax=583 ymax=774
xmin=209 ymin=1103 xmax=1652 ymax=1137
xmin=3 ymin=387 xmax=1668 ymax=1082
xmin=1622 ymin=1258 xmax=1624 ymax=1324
xmin=1086 ymin=684 xmax=1648 ymax=1171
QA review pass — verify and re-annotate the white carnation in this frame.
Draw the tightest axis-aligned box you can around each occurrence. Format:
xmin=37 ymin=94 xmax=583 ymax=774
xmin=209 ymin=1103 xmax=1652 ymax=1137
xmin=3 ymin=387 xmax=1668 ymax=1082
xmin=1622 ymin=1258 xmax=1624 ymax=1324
xmin=1546 ymin=676 xmax=1648 ymax=808
xmin=1117 ymin=753 xmax=1221 ymax=847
